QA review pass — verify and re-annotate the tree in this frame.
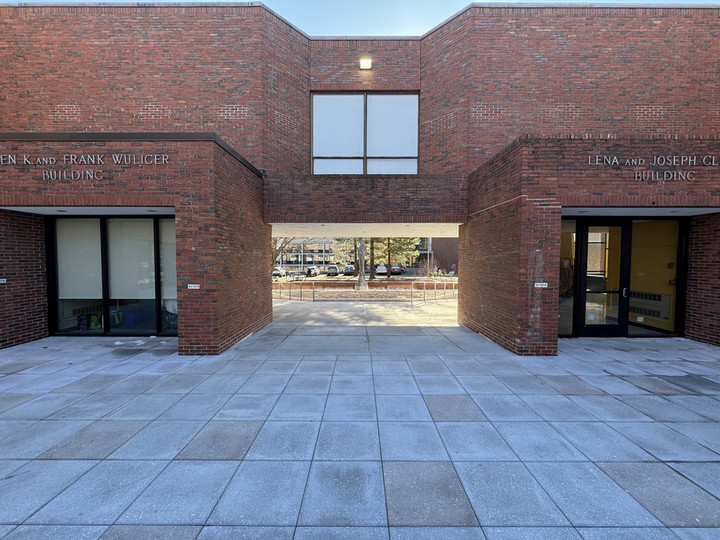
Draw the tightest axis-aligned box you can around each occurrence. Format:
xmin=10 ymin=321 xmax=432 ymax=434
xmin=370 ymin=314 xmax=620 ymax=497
xmin=271 ymin=237 xmax=295 ymax=270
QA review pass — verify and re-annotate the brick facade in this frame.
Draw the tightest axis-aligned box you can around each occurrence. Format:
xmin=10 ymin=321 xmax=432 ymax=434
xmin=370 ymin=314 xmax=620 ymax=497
xmin=1 ymin=4 xmax=719 ymax=354
xmin=461 ymin=136 xmax=720 ymax=354
xmin=0 ymin=136 xmax=269 ymax=354
xmin=0 ymin=210 xmax=48 ymax=348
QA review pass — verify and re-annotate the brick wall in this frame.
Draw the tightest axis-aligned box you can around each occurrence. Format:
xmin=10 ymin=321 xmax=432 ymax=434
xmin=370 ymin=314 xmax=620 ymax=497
xmin=0 ymin=210 xmax=48 ymax=348
xmin=463 ymin=135 xmax=720 ymax=354
xmin=4 ymin=4 xmax=718 ymax=225
xmin=0 ymin=136 xmax=268 ymax=355
xmin=686 ymin=213 xmax=720 ymax=347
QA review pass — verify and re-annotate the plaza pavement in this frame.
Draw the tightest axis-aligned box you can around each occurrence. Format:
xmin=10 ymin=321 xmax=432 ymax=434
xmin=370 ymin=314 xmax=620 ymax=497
xmin=0 ymin=299 xmax=719 ymax=539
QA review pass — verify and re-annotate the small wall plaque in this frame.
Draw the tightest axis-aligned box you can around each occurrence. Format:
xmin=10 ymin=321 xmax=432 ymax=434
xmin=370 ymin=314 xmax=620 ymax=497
xmin=187 ymin=284 xmax=200 ymax=290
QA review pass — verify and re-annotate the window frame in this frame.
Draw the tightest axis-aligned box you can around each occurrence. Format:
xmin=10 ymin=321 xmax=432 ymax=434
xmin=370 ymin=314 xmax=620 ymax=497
xmin=311 ymin=91 xmax=419 ymax=175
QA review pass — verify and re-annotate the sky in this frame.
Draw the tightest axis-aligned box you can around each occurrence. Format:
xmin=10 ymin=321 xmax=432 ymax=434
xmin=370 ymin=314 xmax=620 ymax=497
xmin=16 ymin=1 xmax=720 ymax=36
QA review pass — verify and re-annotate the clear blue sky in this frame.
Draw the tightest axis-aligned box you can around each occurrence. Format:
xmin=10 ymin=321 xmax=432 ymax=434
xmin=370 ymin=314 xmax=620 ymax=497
xmin=16 ymin=1 xmax=720 ymax=36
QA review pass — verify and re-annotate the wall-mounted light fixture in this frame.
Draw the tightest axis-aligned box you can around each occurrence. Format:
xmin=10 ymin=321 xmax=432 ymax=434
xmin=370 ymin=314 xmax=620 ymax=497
xmin=359 ymin=57 xmax=372 ymax=70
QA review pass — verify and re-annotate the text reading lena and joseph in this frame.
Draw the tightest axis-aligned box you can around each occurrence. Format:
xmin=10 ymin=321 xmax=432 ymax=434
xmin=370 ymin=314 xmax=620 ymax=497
xmin=0 ymin=152 xmax=170 ymax=181
xmin=588 ymin=154 xmax=720 ymax=182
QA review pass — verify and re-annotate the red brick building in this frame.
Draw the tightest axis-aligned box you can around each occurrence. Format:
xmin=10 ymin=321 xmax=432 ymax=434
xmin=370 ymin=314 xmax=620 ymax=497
xmin=1 ymin=3 xmax=718 ymax=355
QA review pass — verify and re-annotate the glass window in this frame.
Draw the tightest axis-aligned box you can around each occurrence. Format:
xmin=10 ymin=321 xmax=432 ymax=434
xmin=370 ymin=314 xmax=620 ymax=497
xmin=108 ymin=219 xmax=156 ymax=334
xmin=160 ymin=219 xmax=178 ymax=333
xmin=56 ymin=219 xmax=103 ymax=334
xmin=312 ymin=93 xmax=418 ymax=175
xmin=366 ymin=94 xmax=419 ymax=157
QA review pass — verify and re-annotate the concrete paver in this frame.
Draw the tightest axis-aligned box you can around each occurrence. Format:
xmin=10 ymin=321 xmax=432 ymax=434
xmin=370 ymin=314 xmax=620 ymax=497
xmin=0 ymin=299 xmax=718 ymax=538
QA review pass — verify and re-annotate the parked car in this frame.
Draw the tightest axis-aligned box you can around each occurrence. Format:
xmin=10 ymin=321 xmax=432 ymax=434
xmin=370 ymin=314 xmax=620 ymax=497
xmin=343 ymin=265 xmax=355 ymax=276
xmin=326 ymin=264 xmax=339 ymax=276
xmin=391 ymin=266 xmax=405 ymax=275
xmin=272 ymin=266 xmax=286 ymax=278
xmin=305 ymin=266 xmax=319 ymax=277
xmin=375 ymin=265 xmax=387 ymax=275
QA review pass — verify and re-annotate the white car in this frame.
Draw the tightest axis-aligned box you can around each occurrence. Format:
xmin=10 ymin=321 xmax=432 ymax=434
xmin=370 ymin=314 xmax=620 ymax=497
xmin=272 ymin=266 xmax=286 ymax=277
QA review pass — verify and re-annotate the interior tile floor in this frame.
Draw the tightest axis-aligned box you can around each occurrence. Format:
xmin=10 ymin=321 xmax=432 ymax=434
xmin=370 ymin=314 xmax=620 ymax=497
xmin=0 ymin=300 xmax=719 ymax=539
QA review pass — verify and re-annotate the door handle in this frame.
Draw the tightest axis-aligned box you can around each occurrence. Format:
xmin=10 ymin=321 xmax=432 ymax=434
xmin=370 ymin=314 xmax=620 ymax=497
xmin=622 ymin=288 xmax=629 ymax=298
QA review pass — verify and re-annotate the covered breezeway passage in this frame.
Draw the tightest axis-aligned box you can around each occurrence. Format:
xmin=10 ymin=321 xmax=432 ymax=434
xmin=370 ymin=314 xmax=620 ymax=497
xmin=0 ymin=301 xmax=718 ymax=537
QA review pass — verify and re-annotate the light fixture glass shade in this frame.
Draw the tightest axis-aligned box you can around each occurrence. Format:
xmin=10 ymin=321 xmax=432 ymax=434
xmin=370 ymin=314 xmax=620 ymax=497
xmin=359 ymin=58 xmax=372 ymax=70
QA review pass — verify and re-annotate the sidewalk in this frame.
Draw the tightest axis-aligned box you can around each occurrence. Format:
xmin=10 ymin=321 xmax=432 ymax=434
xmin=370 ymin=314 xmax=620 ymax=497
xmin=0 ymin=300 xmax=719 ymax=539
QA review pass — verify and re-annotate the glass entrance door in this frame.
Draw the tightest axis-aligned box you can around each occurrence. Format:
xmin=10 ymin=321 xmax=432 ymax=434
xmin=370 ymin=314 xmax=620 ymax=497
xmin=578 ymin=222 xmax=631 ymax=336
xmin=563 ymin=218 xmax=684 ymax=338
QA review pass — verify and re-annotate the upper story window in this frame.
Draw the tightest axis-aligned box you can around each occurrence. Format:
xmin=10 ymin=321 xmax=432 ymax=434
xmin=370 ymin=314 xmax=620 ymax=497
xmin=312 ymin=93 xmax=418 ymax=175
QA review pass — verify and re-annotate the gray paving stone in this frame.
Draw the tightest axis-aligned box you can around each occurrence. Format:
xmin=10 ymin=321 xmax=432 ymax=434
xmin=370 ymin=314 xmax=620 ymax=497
xmin=390 ymin=527 xmax=484 ymax=539
xmin=470 ymin=395 xmax=542 ymax=421
xmin=330 ymin=375 xmax=374 ymax=394
xmin=414 ymin=375 xmax=466 ymax=394
xmin=609 ymin=422 xmax=720 ymax=461
xmin=377 ymin=395 xmax=432 ymax=421
xmin=48 ymin=393 xmax=134 ymax=420
xmin=483 ymin=528 xmax=581 ymax=539
xmin=99 ymin=374 xmax=165 ymax=394
xmin=324 ymin=395 xmax=377 ymax=421
xmin=102 ymin=525 xmax=203 ymax=539
xmin=209 ymin=460 xmax=310 ymax=525
xmin=598 ymin=462 xmax=720 ymax=527
xmin=146 ymin=373 xmax=208 ymax=393
xmin=333 ymin=361 xmax=371 ymax=375
xmin=662 ymin=374 xmax=720 ymax=394
xmin=423 ymin=394 xmax=487 ymax=422
xmin=407 ymin=359 xmax=451 ymax=375
xmin=378 ymin=422 xmax=449 ymax=460
xmin=297 ymin=527 xmax=389 ymax=540
xmin=104 ymin=393 xmax=183 ymax=420
xmin=3 ymin=525 xmax=108 ymax=539
xmin=237 ymin=374 xmax=290 ymax=394
xmin=0 ymin=460 xmax=96 ymax=523
xmin=538 ymin=375 xmax=606 ymax=395
xmin=669 ymin=462 xmax=720 ymax=499
xmin=455 ymin=461 xmax=568 ymax=526
xmin=373 ymin=375 xmax=420 ymax=394
xmin=384 ymin=461 xmax=478 ymax=526
xmin=668 ymin=396 xmax=720 ymax=421
xmin=245 ymin=421 xmax=320 ymax=460
xmin=527 ymin=462 xmax=662 ymax=527
xmin=314 ymin=421 xmax=381 ymax=460
xmin=190 ymin=373 xmax=249 ymax=394
xmin=576 ymin=529 xmax=677 ymax=540
xmin=671 ymin=529 xmax=720 ymax=540
xmin=268 ymin=394 xmax=327 ymax=421
xmin=568 ymin=395 xmax=653 ymax=421
xmin=667 ymin=421 xmax=720 ymax=454
xmin=456 ymin=375 xmax=511 ymax=394
xmin=54 ymin=374 xmax=124 ymax=393
xmin=0 ymin=419 xmax=91 ymax=459
xmin=615 ymin=395 xmax=709 ymax=422
xmin=493 ymin=422 xmax=587 ymax=461
xmin=27 ymin=460 xmax=166 ymax=524
xmin=578 ymin=375 xmax=651 ymax=395
xmin=549 ymin=422 xmax=654 ymax=461
xmin=157 ymin=393 xmax=231 ymax=420
xmin=296 ymin=360 xmax=338 ymax=374
xmin=372 ymin=362 xmax=412 ymax=375
xmin=176 ymin=420 xmax=263 ymax=460
xmin=214 ymin=394 xmax=278 ymax=420
xmin=284 ymin=374 xmax=332 ymax=394
xmin=298 ymin=461 xmax=387 ymax=526
xmin=622 ymin=376 xmax=698 ymax=395
xmin=496 ymin=375 xmax=558 ymax=395
xmin=118 ymin=461 xmax=237 ymax=525
xmin=40 ymin=420 xmax=148 ymax=460
xmin=197 ymin=527 xmax=294 ymax=539
xmin=255 ymin=361 xmax=300 ymax=374
xmin=519 ymin=395 xmax=598 ymax=421
xmin=0 ymin=393 xmax=84 ymax=420
xmin=436 ymin=422 xmax=516 ymax=461
xmin=109 ymin=420 xmax=205 ymax=459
